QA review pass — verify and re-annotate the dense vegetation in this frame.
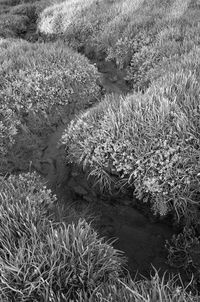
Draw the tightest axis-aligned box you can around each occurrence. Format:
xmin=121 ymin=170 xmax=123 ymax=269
xmin=0 ymin=173 xmax=126 ymax=301
xmin=0 ymin=38 xmax=100 ymax=173
xmin=0 ymin=0 xmax=52 ymax=40
xmin=1 ymin=0 xmax=200 ymax=300
xmin=62 ymin=48 xmax=200 ymax=223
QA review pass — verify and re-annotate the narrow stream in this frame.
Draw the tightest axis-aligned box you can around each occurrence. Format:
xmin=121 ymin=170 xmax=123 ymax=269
xmin=34 ymin=59 xmax=187 ymax=282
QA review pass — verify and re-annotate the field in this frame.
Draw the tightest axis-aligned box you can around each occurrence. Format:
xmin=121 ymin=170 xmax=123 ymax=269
xmin=1 ymin=0 xmax=200 ymax=300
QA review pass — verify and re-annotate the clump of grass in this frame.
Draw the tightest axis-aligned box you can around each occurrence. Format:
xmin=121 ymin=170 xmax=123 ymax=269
xmin=0 ymin=105 xmax=20 ymax=174
xmin=0 ymin=172 xmax=199 ymax=301
xmin=10 ymin=2 xmax=48 ymax=22
xmin=38 ymin=0 xmax=200 ymax=94
xmin=0 ymin=172 xmax=56 ymax=242
xmin=0 ymin=13 xmax=29 ymax=38
xmin=125 ymin=16 xmax=200 ymax=91
xmin=38 ymin=0 xmax=173 ymax=59
xmin=0 ymin=0 xmax=52 ymax=40
xmin=82 ymin=269 xmax=199 ymax=301
xmin=0 ymin=219 xmax=126 ymax=301
xmin=61 ymin=47 xmax=200 ymax=223
xmin=166 ymin=226 xmax=200 ymax=287
xmin=0 ymin=39 xmax=100 ymax=173
xmin=0 ymin=172 xmax=126 ymax=301
xmin=38 ymin=0 xmax=95 ymax=35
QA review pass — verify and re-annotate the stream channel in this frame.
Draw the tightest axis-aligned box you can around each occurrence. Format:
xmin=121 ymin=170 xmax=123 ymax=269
xmin=34 ymin=58 xmax=187 ymax=282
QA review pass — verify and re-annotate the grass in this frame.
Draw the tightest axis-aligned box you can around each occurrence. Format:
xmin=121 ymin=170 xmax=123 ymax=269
xmin=38 ymin=0 xmax=173 ymax=60
xmin=0 ymin=173 xmax=199 ymax=301
xmin=0 ymin=219 xmax=125 ymax=301
xmin=167 ymin=0 xmax=192 ymax=20
xmin=0 ymin=13 xmax=29 ymax=38
xmin=61 ymin=46 xmax=200 ymax=224
xmin=38 ymin=0 xmax=95 ymax=35
xmin=0 ymin=39 xmax=100 ymax=174
xmin=1 ymin=0 xmax=200 ymax=300
xmin=93 ymin=270 xmax=199 ymax=302
xmin=0 ymin=0 xmax=51 ymax=40
xmin=0 ymin=172 xmax=127 ymax=301
xmin=38 ymin=0 xmax=200 ymax=92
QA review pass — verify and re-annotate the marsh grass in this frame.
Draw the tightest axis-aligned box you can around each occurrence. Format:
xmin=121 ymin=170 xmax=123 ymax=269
xmin=1 ymin=0 xmax=200 ymax=300
xmin=0 ymin=39 xmax=100 ymax=173
xmin=0 ymin=172 xmax=127 ymax=301
xmin=94 ymin=270 xmax=198 ymax=302
xmin=0 ymin=173 xmax=199 ymax=301
xmin=61 ymin=46 xmax=200 ymax=223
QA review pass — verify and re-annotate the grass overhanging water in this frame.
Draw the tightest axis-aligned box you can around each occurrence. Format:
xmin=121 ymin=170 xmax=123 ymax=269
xmin=1 ymin=0 xmax=200 ymax=300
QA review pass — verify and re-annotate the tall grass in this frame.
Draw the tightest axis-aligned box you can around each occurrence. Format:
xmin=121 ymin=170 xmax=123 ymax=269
xmin=0 ymin=173 xmax=199 ymax=301
xmin=0 ymin=172 xmax=127 ymax=301
xmin=93 ymin=270 xmax=198 ymax=302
